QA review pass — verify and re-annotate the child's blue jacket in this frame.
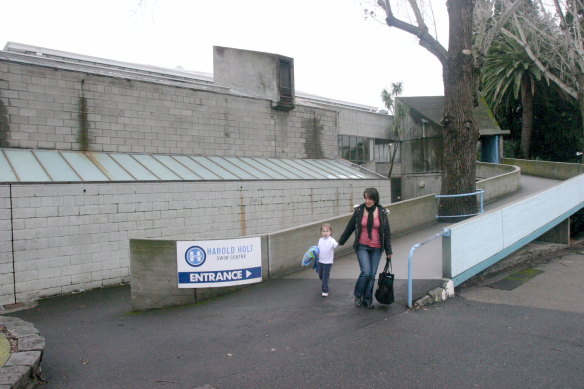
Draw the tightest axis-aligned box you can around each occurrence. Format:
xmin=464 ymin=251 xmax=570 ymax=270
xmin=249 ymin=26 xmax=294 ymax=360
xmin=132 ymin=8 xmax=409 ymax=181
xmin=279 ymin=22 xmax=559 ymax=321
xmin=301 ymin=246 xmax=319 ymax=269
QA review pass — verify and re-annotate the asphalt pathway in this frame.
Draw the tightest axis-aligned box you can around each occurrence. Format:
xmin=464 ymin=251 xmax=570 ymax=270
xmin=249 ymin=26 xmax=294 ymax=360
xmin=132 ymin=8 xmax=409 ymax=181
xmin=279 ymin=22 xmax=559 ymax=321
xmin=9 ymin=246 xmax=584 ymax=389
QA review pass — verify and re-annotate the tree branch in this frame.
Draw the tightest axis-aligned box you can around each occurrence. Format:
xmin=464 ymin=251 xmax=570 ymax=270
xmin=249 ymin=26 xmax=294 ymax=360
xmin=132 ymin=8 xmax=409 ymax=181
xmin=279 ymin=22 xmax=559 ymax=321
xmin=377 ymin=0 xmax=448 ymax=64
xmin=502 ymin=26 xmax=578 ymax=98
xmin=477 ymin=0 xmax=526 ymax=58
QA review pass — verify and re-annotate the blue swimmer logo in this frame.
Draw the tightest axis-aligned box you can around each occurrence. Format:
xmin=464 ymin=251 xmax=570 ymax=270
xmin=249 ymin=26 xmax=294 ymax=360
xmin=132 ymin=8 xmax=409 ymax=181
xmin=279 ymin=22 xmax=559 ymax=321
xmin=185 ymin=246 xmax=206 ymax=267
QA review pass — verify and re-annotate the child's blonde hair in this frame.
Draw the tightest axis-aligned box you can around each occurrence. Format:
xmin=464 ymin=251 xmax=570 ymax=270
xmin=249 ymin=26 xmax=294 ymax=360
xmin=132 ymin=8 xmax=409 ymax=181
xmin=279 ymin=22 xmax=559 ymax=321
xmin=320 ymin=223 xmax=332 ymax=233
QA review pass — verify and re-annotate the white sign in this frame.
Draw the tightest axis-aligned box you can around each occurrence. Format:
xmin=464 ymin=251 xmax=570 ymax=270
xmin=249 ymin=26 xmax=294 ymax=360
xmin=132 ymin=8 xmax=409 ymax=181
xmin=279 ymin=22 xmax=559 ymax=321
xmin=177 ymin=237 xmax=262 ymax=288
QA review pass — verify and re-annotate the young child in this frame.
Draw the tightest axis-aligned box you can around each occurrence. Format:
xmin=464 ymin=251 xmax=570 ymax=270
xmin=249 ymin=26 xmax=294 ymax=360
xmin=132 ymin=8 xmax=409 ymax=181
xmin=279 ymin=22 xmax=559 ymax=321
xmin=317 ymin=223 xmax=339 ymax=297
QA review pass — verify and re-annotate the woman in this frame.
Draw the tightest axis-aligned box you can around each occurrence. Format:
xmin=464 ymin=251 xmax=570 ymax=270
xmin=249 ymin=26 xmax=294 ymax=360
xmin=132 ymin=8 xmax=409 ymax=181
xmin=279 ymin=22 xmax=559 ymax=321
xmin=338 ymin=188 xmax=392 ymax=309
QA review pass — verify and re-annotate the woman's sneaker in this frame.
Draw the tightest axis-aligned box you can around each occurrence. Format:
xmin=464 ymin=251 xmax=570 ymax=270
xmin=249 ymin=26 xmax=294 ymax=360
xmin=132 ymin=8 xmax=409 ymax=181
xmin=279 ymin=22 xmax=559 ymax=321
xmin=322 ymin=292 xmax=328 ymax=297
xmin=354 ymin=298 xmax=362 ymax=307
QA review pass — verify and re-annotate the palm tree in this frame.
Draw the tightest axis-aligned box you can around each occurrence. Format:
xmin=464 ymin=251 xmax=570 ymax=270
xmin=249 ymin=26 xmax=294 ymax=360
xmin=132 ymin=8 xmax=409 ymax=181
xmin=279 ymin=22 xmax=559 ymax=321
xmin=381 ymin=89 xmax=393 ymax=112
xmin=381 ymin=82 xmax=407 ymax=177
xmin=381 ymin=82 xmax=403 ymax=114
xmin=481 ymin=35 xmax=544 ymax=159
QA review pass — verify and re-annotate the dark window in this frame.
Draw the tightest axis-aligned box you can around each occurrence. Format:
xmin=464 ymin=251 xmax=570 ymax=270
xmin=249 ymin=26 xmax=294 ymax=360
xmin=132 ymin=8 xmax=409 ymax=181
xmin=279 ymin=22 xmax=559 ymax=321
xmin=374 ymin=139 xmax=398 ymax=163
xmin=273 ymin=57 xmax=294 ymax=110
xmin=279 ymin=59 xmax=293 ymax=104
xmin=338 ymin=135 xmax=372 ymax=165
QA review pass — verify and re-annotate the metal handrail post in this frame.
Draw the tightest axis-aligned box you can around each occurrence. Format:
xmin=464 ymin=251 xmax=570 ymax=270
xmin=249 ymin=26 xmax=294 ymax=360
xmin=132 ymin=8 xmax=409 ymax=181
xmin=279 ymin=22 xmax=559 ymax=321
xmin=435 ymin=189 xmax=485 ymax=219
xmin=407 ymin=229 xmax=450 ymax=308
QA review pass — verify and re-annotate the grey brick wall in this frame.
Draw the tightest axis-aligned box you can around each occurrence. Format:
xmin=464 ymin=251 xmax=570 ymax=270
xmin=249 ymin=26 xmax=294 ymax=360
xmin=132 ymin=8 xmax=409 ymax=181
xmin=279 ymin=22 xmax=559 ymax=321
xmin=337 ymin=106 xmax=392 ymax=139
xmin=1 ymin=179 xmax=389 ymax=304
xmin=0 ymin=61 xmax=339 ymax=159
xmin=0 ymin=185 xmax=12 ymax=303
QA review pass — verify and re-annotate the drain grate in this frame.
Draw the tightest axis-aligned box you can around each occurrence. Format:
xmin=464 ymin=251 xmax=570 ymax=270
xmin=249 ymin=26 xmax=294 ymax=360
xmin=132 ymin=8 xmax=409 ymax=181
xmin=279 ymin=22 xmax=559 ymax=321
xmin=488 ymin=267 xmax=544 ymax=291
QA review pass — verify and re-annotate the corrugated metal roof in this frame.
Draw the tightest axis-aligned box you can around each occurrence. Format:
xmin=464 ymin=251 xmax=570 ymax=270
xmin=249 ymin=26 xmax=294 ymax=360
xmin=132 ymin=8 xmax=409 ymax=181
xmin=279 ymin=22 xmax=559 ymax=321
xmin=0 ymin=149 xmax=383 ymax=183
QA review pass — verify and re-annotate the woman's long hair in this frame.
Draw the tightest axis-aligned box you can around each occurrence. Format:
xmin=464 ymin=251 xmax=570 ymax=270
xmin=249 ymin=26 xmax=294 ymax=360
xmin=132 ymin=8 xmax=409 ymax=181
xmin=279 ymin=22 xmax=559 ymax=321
xmin=363 ymin=188 xmax=379 ymax=206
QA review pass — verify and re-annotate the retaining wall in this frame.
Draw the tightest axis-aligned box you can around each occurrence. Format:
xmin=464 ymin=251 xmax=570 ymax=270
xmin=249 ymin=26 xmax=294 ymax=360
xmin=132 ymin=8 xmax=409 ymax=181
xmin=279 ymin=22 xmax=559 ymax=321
xmin=476 ymin=162 xmax=520 ymax=203
xmin=131 ymin=192 xmax=438 ymax=310
xmin=502 ymin=158 xmax=584 ymax=180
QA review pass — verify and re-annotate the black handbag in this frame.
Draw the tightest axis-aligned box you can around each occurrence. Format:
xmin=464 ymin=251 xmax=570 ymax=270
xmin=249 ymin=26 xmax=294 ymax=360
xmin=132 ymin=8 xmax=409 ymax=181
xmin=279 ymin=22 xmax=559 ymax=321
xmin=375 ymin=258 xmax=395 ymax=304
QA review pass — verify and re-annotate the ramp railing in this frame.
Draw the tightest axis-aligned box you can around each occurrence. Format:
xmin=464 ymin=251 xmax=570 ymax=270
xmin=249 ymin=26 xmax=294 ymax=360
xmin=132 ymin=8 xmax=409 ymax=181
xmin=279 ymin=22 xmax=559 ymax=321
xmin=407 ymin=229 xmax=450 ymax=308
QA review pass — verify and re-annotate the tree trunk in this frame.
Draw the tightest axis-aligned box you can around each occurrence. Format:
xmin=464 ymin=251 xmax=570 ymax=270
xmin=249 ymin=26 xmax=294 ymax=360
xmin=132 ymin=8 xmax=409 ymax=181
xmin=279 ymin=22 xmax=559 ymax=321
xmin=519 ymin=74 xmax=533 ymax=159
xmin=438 ymin=0 xmax=479 ymax=220
xmin=387 ymin=143 xmax=399 ymax=178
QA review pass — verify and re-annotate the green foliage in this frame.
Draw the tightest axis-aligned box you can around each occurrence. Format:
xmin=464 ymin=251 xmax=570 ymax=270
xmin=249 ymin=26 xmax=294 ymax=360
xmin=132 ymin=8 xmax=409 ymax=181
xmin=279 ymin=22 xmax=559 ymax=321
xmin=481 ymin=36 xmax=543 ymax=111
xmin=529 ymin=85 xmax=582 ymax=162
xmin=381 ymin=89 xmax=392 ymax=111
xmin=498 ymin=80 xmax=582 ymax=162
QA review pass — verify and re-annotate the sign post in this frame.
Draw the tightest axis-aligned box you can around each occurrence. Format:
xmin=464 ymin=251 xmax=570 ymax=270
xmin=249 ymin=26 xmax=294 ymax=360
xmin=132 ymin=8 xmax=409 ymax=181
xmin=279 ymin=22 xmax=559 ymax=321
xmin=176 ymin=237 xmax=262 ymax=288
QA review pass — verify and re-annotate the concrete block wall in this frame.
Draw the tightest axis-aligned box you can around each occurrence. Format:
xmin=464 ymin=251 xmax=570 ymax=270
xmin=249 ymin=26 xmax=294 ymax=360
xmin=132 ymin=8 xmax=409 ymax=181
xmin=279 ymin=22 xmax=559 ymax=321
xmin=336 ymin=106 xmax=391 ymax=139
xmin=0 ymin=186 xmax=12 ymax=303
xmin=0 ymin=60 xmax=338 ymax=159
xmin=0 ymin=179 xmax=386 ymax=305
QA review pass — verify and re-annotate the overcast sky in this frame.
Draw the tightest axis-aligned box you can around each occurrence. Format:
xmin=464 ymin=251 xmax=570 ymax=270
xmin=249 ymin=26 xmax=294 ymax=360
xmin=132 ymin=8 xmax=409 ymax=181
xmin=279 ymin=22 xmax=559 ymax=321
xmin=0 ymin=0 xmax=449 ymax=109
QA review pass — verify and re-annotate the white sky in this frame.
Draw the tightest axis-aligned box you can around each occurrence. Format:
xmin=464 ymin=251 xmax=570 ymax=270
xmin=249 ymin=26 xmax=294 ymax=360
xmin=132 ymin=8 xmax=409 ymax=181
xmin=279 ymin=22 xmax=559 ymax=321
xmin=0 ymin=0 xmax=448 ymax=109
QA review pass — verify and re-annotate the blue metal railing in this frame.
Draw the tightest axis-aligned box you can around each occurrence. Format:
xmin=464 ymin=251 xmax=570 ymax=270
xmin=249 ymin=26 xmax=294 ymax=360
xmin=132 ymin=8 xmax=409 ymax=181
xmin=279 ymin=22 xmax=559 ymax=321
xmin=435 ymin=189 xmax=485 ymax=219
xmin=407 ymin=229 xmax=450 ymax=308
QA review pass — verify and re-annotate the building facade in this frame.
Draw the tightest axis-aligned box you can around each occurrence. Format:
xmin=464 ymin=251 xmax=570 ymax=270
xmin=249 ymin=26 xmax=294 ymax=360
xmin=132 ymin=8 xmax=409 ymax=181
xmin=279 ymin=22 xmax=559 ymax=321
xmin=0 ymin=43 xmax=391 ymax=305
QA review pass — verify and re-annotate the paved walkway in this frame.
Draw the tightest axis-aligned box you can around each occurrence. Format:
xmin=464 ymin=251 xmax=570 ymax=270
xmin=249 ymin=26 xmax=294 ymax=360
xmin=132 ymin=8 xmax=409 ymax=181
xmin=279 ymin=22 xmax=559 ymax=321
xmin=5 ymin=174 xmax=579 ymax=389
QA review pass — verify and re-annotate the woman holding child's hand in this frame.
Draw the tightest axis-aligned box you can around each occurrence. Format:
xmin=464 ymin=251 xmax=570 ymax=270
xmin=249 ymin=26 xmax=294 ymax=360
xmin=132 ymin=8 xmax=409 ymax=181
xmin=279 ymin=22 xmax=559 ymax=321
xmin=338 ymin=188 xmax=392 ymax=309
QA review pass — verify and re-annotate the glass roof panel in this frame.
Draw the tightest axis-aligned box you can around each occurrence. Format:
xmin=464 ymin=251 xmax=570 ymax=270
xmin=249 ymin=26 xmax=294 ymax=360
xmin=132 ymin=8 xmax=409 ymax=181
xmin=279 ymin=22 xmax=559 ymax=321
xmin=109 ymin=154 xmax=159 ymax=180
xmin=289 ymin=159 xmax=333 ymax=179
xmin=4 ymin=149 xmax=50 ymax=182
xmin=133 ymin=154 xmax=181 ymax=180
xmin=190 ymin=156 xmax=239 ymax=180
xmin=34 ymin=150 xmax=81 ymax=181
xmin=0 ymin=151 xmax=18 ymax=182
xmin=303 ymin=159 xmax=348 ymax=179
xmin=153 ymin=155 xmax=202 ymax=180
xmin=322 ymin=160 xmax=366 ymax=178
xmin=0 ymin=148 xmax=382 ymax=183
xmin=251 ymin=158 xmax=302 ymax=179
xmin=267 ymin=159 xmax=314 ymax=179
xmin=224 ymin=157 xmax=273 ymax=179
xmin=239 ymin=158 xmax=285 ymax=179
xmin=208 ymin=157 xmax=258 ymax=179
xmin=60 ymin=152 xmax=109 ymax=181
xmin=173 ymin=156 xmax=220 ymax=180
xmin=89 ymin=153 xmax=135 ymax=181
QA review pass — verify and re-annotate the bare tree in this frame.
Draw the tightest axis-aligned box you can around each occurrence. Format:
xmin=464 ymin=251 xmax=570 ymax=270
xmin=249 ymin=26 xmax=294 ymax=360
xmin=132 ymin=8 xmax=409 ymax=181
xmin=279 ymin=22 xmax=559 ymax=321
xmin=369 ymin=0 xmax=524 ymax=218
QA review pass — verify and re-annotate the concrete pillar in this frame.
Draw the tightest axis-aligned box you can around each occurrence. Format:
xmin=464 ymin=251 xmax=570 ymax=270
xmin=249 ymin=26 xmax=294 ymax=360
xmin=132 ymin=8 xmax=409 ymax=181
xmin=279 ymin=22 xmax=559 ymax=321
xmin=537 ymin=218 xmax=571 ymax=245
xmin=130 ymin=239 xmax=195 ymax=311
